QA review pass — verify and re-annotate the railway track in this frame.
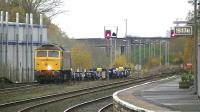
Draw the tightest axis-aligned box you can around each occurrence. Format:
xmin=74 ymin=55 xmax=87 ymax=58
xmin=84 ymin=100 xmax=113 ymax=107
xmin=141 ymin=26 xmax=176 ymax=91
xmin=0 ymin=82 xmax=37 ymax=90
xmin=64 ymin=73 xmax=180 ymax=112
xmin=0 ymin=78 xmax=137 ymax=111
xmin=0 ymin=75 xmax=158 ymax=112
xmin=18 ymin=74 xmax=172 ymax=112
xmin=18 ymin=77 xmax=147 ymax=112
xmin=64 ymin=96 xmax=112 ymax=112
xmin=98 ymin=103 xmax=113 ymax=112
xmin=0 ymin=67 xmax=181 ymax=112
xmin=63 ymin=75 xmax=176 ymax=112
xmin=0 ymin=83 xmax=48 ymax=94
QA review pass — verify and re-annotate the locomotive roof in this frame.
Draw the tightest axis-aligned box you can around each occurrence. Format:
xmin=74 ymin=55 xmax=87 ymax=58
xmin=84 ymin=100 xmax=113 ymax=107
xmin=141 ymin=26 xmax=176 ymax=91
xmin=36 ymin=44 xmax=64 ymax=50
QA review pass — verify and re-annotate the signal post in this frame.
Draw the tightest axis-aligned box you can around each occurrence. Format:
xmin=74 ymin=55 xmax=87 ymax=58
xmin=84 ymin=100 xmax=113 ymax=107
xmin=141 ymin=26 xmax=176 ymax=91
xmin=104 ymin=26 xmax=118 ymax=68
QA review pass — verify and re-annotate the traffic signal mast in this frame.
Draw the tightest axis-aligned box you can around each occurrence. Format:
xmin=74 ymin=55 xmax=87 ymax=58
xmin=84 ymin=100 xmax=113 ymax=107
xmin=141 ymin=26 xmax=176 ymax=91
xmin=104 ymin=26 xmax=118 ymax=39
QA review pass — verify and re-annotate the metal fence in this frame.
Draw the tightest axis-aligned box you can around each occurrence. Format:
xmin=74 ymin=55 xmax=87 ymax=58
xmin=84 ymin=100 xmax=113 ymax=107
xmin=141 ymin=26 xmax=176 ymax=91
xmin=0 ymin=11 xmax=47 ymax=83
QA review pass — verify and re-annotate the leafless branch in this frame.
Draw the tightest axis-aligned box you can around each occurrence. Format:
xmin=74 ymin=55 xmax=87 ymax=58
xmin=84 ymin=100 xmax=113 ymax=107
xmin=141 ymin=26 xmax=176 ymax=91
xmin=8 ymin=0 xmax=65 ymax=18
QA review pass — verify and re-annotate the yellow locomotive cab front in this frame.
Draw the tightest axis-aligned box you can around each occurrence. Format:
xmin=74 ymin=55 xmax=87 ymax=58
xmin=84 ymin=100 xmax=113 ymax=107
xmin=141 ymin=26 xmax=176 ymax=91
xmin=35 ymin=50 xmax=62 ymax=71
xmin=34 ymin=44 xmax=71 ymax=83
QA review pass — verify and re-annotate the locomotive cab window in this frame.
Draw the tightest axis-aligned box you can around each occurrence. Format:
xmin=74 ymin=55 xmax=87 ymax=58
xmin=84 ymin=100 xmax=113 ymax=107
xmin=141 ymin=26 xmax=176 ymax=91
xmin=48 ymin=51 xmax=59 ymax=57
xmin=37 ymin=51 xmax=47 ymax=57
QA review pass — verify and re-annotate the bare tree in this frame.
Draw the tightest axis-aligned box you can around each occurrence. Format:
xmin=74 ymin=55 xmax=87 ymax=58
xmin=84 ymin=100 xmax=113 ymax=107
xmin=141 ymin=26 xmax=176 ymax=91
xmin=6 ymin=0 xmax=65 ymax=19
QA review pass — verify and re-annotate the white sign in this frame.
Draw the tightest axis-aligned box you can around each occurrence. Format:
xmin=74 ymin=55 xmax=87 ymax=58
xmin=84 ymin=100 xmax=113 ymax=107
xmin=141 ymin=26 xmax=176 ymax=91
xmin=174 ymin=26 xmax=192 ymax=36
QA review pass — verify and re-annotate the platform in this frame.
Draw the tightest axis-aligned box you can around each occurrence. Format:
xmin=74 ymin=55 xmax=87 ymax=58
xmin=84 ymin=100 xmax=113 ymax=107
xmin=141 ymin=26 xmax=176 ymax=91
xmin=113 ymin=76 xmax=200 ymax=112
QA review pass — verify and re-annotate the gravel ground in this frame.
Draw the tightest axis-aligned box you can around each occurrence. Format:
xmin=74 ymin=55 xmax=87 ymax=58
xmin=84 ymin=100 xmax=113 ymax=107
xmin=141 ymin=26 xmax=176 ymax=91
xmin=23 ymin=77 xmax=163 ymax=112
xmin=103 ymin=106 xmax=113 ymax=112
xmin=0 ymin=78 xmax=128 ymax=104
xmin=26 ymin=85 xmax=123 ymax=112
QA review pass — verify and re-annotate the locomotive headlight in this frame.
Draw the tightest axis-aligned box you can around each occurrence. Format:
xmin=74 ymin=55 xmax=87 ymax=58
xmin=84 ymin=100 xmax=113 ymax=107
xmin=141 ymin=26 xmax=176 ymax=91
xmin=47 ymin=65 xmax=52 ymax=70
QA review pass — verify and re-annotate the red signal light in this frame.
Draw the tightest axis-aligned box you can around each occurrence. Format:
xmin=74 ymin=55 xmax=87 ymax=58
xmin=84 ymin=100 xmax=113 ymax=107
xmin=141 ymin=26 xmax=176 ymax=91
xmin=105 ymin=30 xmax=111 ymax=39
xmin=170 ymin=30 xmax=176 ymax=38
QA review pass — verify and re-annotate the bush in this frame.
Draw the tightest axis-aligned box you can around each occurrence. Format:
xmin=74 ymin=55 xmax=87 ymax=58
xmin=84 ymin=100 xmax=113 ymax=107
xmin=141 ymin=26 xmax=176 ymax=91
xmin=181 ymin=73 xmax=193 ymax=82
xmin=181 ymin=73 xmax=189 ymax=82
xmin=188 ymin=73 xmax=194 ymax=81
xmin=179 ymin=73 xmax=194 ymax=89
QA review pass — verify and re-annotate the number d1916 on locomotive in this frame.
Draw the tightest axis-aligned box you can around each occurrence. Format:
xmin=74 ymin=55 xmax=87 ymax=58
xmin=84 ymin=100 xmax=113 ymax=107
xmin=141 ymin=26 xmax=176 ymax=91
xmin=34 ymin=44 xmax=71 ymax=83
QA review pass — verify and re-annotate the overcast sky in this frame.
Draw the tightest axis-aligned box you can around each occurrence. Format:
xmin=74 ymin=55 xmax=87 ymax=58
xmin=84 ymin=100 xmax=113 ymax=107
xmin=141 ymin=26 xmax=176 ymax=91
xmin=52 ymin=0 xmax=193 ymax=39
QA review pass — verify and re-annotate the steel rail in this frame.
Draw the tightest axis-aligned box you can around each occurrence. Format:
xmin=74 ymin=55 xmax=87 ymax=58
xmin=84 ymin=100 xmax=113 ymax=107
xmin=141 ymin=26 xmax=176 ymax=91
xmin=98 ymin=103 xmax=113 ymax=112
xmin=64 ymin=96 xmax=112 ymax=112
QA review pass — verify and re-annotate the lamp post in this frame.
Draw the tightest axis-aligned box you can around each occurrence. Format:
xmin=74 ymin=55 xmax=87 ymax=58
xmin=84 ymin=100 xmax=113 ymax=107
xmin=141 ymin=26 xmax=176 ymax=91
xmin=0 ymin=11 xmax=3 ymax=77
xmin=194 ymin=0 xmax=198 ymax=95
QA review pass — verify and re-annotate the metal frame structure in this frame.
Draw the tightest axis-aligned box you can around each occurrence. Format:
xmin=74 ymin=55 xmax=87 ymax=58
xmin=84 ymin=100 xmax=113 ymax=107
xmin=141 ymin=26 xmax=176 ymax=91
xmin=0 ymin=11 xmax=47 ymax=83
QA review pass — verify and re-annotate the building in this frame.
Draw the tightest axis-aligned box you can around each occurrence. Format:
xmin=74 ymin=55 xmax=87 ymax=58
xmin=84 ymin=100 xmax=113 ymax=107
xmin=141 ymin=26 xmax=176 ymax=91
xmin=0 ymin=12 xmax=47 ymax=82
